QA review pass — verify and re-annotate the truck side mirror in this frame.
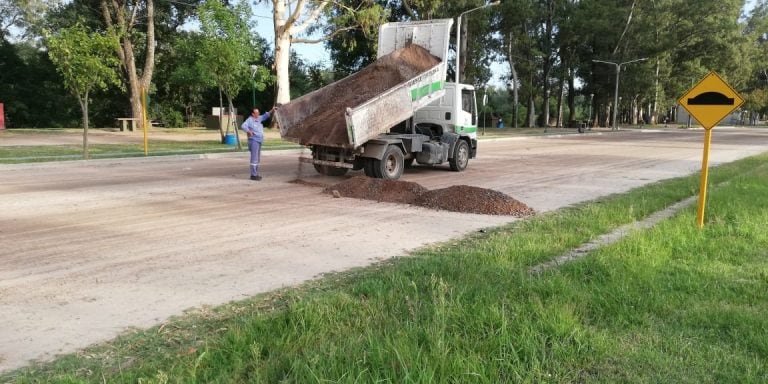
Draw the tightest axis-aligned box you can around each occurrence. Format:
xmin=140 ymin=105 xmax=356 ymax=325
xmin=445 ymin=112 xmax=451 ymax=120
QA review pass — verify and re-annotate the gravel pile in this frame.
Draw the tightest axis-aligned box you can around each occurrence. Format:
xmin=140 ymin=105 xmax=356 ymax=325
xmin=325 ymin=176 xmax=534 ymax=217
xmin=324 ymin=176 xmax=428 ymax=204
xmin=414 ymin=185 xmax=535 ymax=216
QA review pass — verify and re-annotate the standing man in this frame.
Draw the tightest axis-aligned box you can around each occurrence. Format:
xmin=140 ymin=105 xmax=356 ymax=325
xmin=241 ymin=106 xmax=274 ymax=181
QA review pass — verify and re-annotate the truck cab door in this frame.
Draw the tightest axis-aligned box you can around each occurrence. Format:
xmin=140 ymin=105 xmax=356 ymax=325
xmin=457 ymin=87 xmax=478 ymax=139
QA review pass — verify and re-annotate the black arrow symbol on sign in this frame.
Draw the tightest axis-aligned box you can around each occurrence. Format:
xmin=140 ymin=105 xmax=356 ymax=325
xmin=688 ymin=91 xmax=734 ymax=105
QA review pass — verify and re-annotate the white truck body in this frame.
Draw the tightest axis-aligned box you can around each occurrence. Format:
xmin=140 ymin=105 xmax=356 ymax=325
xmin=275 ymin=19 xmax=478 ymax=179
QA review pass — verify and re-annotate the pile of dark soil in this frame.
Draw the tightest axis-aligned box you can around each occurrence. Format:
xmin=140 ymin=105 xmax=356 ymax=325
xmin=414 ymin=185 xmax=536 ymax=216
xmin=284 ymin=44 xmax=441 ymax=148
xmin=324 ymin=176 xmax=428 ymax=204
xmin=324 ymin=176 xmax=535 ymax=217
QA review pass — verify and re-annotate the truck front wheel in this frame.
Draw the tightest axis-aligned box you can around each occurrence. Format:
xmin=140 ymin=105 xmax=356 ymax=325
xmin=449 ymin=140 xmax=470 ymax=171
xmin=372 ymin=145 xmax=404 ymax=179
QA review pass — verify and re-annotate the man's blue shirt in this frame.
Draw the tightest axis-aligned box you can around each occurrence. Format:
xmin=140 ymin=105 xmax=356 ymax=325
xmin=241 ymin=111 xmax=270 ymax=143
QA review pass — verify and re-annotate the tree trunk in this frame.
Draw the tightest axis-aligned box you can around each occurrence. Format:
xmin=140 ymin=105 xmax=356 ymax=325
xmin=527 ymin=93 xmax=536 ymax=128
xmin=459 ymin=16 xmax=468 ymax=83
xmin=511 ymin=64 xmax=519 ymax=128
xmin=652 ymin=58 xmax=660 ymax=124
xmin=631 ymin=95 xmax=639 ymax=125
xmin=541 ymin=0 xmax=555 ymax=130
xmin=228 ymin=96 xmax=242 ymax=150
xmin=613 ymin=0 xmax=636 ymax=55
xmin=78 ymin=92 xmax=89 ymax=160
xmin=218 ymin=87 xmax=225 ymax=143
xmin=507 ymin=33 xmax=519 ymax=128
xmin=101 ymin=0 xmax=155 ymax=129
xmin=271 ymin=0 xmax=330 ymax=104
xmin=556 ymin=71 xmax=565 ymax=128
xmin=567 ymin=67 xmax=576 ymax=123
xmin=273 ymin=0 xmax=291 ymax=104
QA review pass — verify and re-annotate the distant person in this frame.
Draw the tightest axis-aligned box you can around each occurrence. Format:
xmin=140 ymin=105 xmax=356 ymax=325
xmin=241 ymin=106 xmax=274 ymax=181
xmin=497 ymin=117 xmax=504 ymax=129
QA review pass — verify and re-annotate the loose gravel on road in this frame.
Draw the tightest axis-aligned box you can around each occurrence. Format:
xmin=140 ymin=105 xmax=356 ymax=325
xmin=325 ymin=176 xmax=535 ymax=216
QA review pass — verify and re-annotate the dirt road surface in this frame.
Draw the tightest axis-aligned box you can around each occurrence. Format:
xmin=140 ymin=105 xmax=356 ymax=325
xmin=1 ymin=127 xmax=766 ymax=372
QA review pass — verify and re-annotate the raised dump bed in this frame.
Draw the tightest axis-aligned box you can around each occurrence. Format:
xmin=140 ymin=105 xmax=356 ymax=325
xmin=276 ymin=43 xmax=442 ymax=149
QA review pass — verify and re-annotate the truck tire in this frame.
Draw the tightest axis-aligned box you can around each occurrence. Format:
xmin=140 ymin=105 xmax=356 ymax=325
xmin=449 ymin=140 xmax=469 ymax=172
xmin=372 ymin=145 xmax=404 ymax=179
xmin=313 ymin=164 xmax=349 ymax=176
xmin=363 ymin=158 xmax=378 ymax=178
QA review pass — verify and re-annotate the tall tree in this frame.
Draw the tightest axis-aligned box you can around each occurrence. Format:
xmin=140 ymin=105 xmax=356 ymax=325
xmin=100 ymin=0 xmax=156 ymax=129
xmin=0 ymin=39 xmax=79 ymax=127
xmin=1 ymin=0 xmax=61 ymax=39
xmin=46 ymin=23 xmax=121 ymax=158
xmin=263 ymin=0 xmax=386 ymax=104
xmin=499 ymin=0 xmax=539 ymax=127
xmin=320 ymin=0 xmax=389 ymax=78
xmin=267 ymin=0 xmax=330 ymax=104
xmin=741 ymin=0 xmax=768 ymax=121
xmin=198 ymin=0 xmax=268 ymax=147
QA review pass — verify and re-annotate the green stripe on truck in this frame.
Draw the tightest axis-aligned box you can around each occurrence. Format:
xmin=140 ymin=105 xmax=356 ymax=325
xmin=411 ymin=81 xmax=445 ymax=101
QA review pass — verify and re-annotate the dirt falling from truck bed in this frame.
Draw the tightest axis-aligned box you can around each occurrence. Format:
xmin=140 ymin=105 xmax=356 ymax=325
xmin=325 ymin=176 xmax=535 ymax=217
xmin=286 ymin=45 xmax=441 ymax=147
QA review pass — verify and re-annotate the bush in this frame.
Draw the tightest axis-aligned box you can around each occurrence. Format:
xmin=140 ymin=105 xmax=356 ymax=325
xmin=152 ymin=105 xmax=185 ymax=128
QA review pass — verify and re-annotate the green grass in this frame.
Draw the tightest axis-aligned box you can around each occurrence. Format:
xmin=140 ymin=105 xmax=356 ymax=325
xmin=3 ymin=154 xmax=768 ymax=383
xmin=0 ymin=139 xmax=299 ymax=164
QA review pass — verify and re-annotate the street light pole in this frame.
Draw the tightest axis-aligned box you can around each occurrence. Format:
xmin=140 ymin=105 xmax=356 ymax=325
xmin=593 ymin=57 xmax=647 ymax=130
xmin=250 ymin=64 xmax=258 ymax=107
xmin=482 ymin=86 xmax=488 ymax=135
xmin=455 ymin=1 xmax=500 ymax=113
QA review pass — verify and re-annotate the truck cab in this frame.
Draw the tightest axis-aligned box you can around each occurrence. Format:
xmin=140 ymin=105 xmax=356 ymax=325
xmin=412 ymin=83 xmax=478 ymax=158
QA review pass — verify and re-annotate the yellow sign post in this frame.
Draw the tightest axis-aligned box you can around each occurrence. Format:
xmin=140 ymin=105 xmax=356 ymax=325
xmin=677 ymin=71 xmax=744 ymax=228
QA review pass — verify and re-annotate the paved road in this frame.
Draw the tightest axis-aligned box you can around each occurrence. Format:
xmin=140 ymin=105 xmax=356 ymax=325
xmin=1 ymin=127 xmax=766 ymax=372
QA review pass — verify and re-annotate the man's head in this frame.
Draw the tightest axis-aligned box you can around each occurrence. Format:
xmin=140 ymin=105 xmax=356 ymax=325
xmin=251 ymin=108 xmax=260 ymax=118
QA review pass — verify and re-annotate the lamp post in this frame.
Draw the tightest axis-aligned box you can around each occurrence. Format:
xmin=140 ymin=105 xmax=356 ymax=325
xmin=455 ymin=1 xmax=499 ymax=130
xmin=250 ymin=64 xmax=258 ymax=107
xmin=482 ymin=86 xmax=488 ymax=135
xmin=588 ymin=93 xmax=594 ymax=129
xmin=592 ymin=57 xmax=647 ymax=130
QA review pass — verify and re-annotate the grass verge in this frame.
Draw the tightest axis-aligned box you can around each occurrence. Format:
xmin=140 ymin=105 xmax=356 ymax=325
xmin=0 ymin=139 xmax=299 ymax=164
xmin=3 ymin=154 xmax=767 ymax=383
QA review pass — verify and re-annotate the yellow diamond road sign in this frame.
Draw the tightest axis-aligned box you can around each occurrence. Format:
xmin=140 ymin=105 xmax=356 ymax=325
xmin=678 ymin=71 xmax=744 ymax=130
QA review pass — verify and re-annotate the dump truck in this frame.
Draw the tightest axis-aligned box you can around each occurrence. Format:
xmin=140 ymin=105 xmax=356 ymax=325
xmin=274 ymin=19 xmax=478 ymax=179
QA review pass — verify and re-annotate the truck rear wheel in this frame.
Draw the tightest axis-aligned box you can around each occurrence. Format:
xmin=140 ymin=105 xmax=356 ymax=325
xmin=449 ymin=140 xmax=469 ymax=172
xmin=372 ymin=145 xmax=404 ymax=179
xmin=363 ymin=158 xmax=377 ymax=178
xmin=313 ymin=164 xmax=349 ymax=176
